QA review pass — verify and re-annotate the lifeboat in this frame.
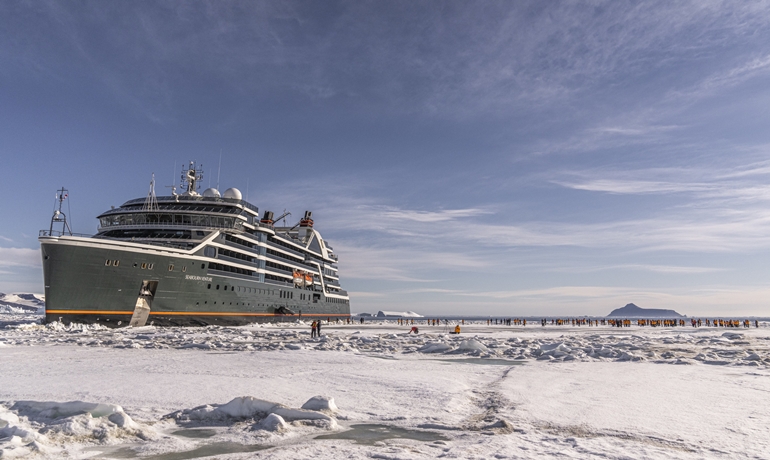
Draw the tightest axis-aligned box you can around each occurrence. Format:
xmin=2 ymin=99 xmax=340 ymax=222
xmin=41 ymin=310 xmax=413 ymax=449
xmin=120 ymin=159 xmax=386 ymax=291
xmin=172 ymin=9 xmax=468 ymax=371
xmin=293 ymin=270 xmax=303 ymax=285
xmin=304 ymin=273 xmax=313 ymax=287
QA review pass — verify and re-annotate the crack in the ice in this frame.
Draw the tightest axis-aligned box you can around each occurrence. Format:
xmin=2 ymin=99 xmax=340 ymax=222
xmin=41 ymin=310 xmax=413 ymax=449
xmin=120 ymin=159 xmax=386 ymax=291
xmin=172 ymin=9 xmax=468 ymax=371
xmin=459 ymin=366 xmax=516 ymax=434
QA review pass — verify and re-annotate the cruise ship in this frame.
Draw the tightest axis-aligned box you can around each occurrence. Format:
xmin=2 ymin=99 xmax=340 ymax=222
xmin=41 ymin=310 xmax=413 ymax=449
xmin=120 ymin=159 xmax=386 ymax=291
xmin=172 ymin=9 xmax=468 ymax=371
xmin=39 ymin=162 xmax=351 ymax=327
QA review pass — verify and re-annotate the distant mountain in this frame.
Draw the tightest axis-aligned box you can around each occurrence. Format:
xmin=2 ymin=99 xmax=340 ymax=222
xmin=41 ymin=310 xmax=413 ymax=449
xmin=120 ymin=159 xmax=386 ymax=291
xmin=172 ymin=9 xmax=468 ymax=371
xmin=607 ymin=303 xmax=684 ymax=318
xmin=0 ymin=293 xmax=45 ymax=314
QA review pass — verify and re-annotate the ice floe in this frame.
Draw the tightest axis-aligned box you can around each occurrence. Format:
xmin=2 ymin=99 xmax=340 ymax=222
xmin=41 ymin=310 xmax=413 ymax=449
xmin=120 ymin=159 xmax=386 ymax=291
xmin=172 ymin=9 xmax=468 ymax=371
xmin=168 ymin=396 xmax=336 ymax=430
xmin=1 ymin=319 xmax=768 ymax=368
xmin=0 ymin=400 xmax=151 ymax=458
xmin=1 ymin=320 xmax=769 ymax=460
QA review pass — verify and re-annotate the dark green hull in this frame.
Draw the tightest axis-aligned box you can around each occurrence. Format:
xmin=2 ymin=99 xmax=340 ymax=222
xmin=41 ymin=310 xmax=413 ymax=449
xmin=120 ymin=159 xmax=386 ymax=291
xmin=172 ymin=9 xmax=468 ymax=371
xmin=40 ymin=236 xmax=350 ymax=327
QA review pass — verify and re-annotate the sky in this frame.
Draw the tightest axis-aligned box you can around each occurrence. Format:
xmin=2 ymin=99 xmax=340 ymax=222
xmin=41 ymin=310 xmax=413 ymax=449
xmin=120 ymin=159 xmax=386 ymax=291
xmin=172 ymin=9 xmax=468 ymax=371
xmin=1 ymin=0 xmax=770 ymax=316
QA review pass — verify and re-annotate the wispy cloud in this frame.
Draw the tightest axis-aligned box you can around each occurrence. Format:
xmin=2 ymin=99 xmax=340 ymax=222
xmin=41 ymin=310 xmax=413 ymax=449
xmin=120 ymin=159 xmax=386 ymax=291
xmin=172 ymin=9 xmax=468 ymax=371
xmin=551 ymin=264 xmax=728 ymax=275
xmin=7 ymin=1 xmax=770 ymax=122
xmin=0 ymin=248 xmax=41 ymax=268
xmin=554 ymin=160 xmax=770 ymax=204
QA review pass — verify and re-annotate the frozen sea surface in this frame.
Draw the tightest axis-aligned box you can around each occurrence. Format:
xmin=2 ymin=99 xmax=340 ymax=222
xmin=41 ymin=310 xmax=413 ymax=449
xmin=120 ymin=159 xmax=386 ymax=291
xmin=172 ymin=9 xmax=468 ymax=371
xmin=1 ymin=317 xmax=768 ymax=459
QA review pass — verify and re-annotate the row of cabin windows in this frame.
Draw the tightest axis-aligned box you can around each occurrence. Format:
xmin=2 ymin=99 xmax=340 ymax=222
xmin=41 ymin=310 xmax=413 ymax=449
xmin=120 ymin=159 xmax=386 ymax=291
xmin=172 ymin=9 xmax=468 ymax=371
xmin=208 ymin=262 xmax=255 ymax=276
xmin=118 ymin=204 xmax=240 ymax=214
xmin=220 ymin=235 xmax=311 ymax=272
xmin=100 ymin=213 xmax=237 ymax=229
xmin=328 ymin=298 xmax=348 ymax=304
xmin=240 ymin=230 xmax=327 ymax=267
xmin=265 ymin=260 xmax=293 ymax=273
xmin=222 ymin=235 xmax=312 ymax=274
xmin=100 ymin=229 xmax=192 ymax=240
xmin=264 ymin=274 xmax=285 ymax=283
xmin=267 ymin=236 xmax=305 ymax=254
xmin=105 ymin=259 xmax=161 ymax=271
xmin=266 ymin=247 xmax=304 ymax=264
xmin=198 ymin=284 xmax=330 ymax=306
xmin=219 ymin=248 xmax=257 ymax=264
xmin=196 ymin=301 xmax=253 ymax=306
xmin=207 ymin=283 xmax=234 ymax=291
xmin=206 ymin=258 xmax=302 ymax=280
xmin=120 ymin=200 xmax=241 ymax=214
xmin=206 ymin=284 xmax=280 ymax=296
xmin=224 ymin=233 xmax=257 ymax=249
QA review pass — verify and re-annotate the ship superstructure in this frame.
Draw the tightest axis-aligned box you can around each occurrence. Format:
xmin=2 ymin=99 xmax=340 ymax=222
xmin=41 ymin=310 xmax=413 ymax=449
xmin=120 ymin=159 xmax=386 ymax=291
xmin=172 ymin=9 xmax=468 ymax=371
xmin=39 ymin=162 xmax=350 ymax=326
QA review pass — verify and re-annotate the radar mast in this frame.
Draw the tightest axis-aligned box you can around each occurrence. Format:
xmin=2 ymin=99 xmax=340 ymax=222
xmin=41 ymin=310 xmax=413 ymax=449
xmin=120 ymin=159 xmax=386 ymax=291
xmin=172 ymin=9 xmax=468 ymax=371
xmin=180 ymin=161 xmax=203 ymax=196
xmin=48 ymin=187 xmax=72 ymax=236
xmin=142 ymin=173 xmax=160 ymax=212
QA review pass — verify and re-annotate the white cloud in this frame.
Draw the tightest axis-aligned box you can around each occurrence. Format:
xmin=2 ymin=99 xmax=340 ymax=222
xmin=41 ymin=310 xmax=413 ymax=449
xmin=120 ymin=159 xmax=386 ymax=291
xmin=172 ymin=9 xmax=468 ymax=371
xmin=552 ymin=178 xmax=712 ymax=195
xmin=551 ymin=264 xmax=727 ymax=274
xmin=0 ymin=248 xmax=41 ymax=269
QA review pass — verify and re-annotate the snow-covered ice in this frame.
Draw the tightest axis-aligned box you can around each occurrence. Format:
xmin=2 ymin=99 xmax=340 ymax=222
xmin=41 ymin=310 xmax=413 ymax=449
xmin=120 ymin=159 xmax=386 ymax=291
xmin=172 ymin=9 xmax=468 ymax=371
xmin=1 ymin=316 xmax=768 ymax=458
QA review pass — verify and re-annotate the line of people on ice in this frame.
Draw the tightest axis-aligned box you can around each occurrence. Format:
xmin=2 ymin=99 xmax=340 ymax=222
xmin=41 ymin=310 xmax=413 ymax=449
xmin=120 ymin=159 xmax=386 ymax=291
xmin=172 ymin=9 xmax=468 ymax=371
xmin=534 ymin=318 xmax=761 ymax=328
xmin=540 ymin=318 xmax=604 ymax=326
xmin=355 ymin=317 xmax=761 ymax=330
xmin=485 ymin=318 xmax=527 ymax=326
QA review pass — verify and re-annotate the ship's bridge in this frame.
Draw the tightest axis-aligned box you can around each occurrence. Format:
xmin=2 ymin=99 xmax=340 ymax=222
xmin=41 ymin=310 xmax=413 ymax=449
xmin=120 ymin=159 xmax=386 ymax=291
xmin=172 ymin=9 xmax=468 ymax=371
xmin=97 ymin=195 xmax=260 ymax=231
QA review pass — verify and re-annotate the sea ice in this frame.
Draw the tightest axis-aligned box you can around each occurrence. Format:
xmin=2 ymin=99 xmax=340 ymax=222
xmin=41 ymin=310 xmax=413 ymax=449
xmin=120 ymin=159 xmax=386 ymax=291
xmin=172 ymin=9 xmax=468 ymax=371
xmin=1 ymin=314 xmax=769 ymax=458
xmin=301 ymin=396 xmax=338 ymax=413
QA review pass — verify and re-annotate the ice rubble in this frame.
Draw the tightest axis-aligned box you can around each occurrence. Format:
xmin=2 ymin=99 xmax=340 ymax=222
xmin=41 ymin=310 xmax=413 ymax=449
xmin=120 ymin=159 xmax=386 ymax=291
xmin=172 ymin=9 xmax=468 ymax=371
xmin=168 ymin=396 xmax=337 ymax=431
xmin=301 ymin=396 xmax=338 ymax=413
xmin=0 ymin=395 xmax=340 ymax=458
xmin=0 ymin=318 xmax=768 ymax=367
xmin=0 ymin=400 xmax=148 ymax=458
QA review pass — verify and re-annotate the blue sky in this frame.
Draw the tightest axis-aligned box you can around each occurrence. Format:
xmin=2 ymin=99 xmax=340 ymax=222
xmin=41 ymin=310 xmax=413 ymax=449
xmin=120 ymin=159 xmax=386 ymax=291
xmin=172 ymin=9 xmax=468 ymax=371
xmin=1 ymin=1 xmax=770 ymax=316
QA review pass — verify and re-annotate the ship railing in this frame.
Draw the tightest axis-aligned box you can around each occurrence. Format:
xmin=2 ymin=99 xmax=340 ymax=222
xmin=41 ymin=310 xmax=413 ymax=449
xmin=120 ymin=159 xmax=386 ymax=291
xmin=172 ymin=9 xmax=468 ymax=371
xmin=122 ymin=195 xmax=260 ymax=214
xmin=263 ymin=252 xmax=317 ymax=271
xmin=206 ymin=268 xmax=259 ymax=282
xmin=263 ymin=278 xmax=294 ymax=288
xmin=39 ymin=229 xmax=93 ymax=238
xmin=93 ymin=236 xmax=195 ymax=250
xmin=218 ymin=254 xmax=258 ymax=267
xmin=264 ymin=265 xmax=293 ymax=276
xmin=97 ymin=221 xmax=241 ymax=231
xmin=265 ymin=240 xmax=305 ymax=258
xmin=222 ymin=239 xmax=259 ymax=254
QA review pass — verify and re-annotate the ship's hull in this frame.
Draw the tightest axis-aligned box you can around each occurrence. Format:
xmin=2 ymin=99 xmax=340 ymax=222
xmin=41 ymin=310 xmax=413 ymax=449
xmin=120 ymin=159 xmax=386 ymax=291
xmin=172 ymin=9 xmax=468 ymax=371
xmin=40 ymin=236 xmax=350 ymax=327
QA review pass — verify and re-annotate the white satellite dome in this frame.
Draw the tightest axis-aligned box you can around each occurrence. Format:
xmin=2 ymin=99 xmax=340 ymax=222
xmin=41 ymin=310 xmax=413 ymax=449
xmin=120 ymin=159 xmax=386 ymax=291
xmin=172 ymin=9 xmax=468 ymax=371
xmin=222 ymin=187 xmax=242 ymax=200
xmin=202 ymin=188 xmax=221 ymax=198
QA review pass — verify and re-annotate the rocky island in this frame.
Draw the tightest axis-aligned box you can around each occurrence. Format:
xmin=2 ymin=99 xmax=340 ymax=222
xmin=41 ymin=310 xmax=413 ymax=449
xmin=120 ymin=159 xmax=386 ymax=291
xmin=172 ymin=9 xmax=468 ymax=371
xmin=607 ymin=303 xmax=684 ymax=318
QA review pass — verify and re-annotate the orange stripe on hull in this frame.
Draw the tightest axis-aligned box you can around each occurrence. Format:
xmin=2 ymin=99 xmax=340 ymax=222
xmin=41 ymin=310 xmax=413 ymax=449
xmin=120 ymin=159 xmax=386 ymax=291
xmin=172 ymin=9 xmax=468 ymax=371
xmin=47 ymin=310 xmax=349 ymax=317
xmin=152 ymin=312 xmax=350 ymax=317
xmin=46 ymin=310 xmax=134 ymax=315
